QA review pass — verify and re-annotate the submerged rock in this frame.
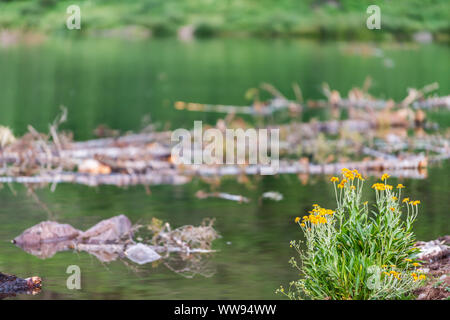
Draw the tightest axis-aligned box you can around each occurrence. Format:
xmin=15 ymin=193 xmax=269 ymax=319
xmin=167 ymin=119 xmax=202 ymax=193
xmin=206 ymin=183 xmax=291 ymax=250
xmin=13 ymin=221 xmax=81 ymax=245
xmin=78 ymin=214 xmax=133 ymax=244
xmin=76 ymin=244 xmax=125 ymax=263
xmin=125 ymin=243 xmax=161 ymax=265
xmin=16 ymin=241 xmax=73 ymax=259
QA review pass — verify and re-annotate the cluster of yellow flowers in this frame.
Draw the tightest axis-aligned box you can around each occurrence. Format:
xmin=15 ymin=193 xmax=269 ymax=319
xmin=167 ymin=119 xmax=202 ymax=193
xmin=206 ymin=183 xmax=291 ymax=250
xmin=371 ymin=183 xmax=393 ymax=191
xmin=381 ymin=262 xmax=425 ymax=281
xmin=342 ymin=168 xmax=364 ymax=181
xmin=404 ymin=258 xmax=421 ymax=267
xmin=330 ymin=168 xmax=365 ymax=189
xmin=411 ymin=272 xmax=426 ymax=281
xmin=295 ymin=204 xmax=335 ymax=227
xmin=383 ymin=270 xmax=402 ymax=280
xmin=370 ymin=176 xmax=406 ymax=192
xmin=402 ymin=197 xmax=421 ymax=205
xmin=331 ymin=171 xmax=422 ymax=211
xmin=382 ymin=270 xmax=426 ymax=281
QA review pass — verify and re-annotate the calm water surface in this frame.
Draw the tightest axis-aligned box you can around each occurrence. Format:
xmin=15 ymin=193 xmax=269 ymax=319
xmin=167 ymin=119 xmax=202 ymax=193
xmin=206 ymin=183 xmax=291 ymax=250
xmin=0 ymin=38 xmax=448 ymax=299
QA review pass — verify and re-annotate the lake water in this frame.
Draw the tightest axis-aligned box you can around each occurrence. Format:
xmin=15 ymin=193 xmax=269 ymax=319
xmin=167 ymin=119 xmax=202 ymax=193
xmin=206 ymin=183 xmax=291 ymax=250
xmin=0 ymin=38 xmax=448 ymax=299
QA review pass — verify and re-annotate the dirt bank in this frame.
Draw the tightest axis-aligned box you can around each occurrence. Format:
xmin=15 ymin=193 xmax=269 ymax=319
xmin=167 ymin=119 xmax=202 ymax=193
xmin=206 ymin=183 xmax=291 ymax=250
xmin=414 ymin=236 xmax=450 ymax=300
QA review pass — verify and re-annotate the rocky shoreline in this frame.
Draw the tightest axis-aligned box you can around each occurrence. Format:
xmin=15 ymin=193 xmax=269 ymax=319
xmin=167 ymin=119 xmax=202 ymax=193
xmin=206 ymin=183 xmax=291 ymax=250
xmin=414 ymin=236 xmax=450 ymax=300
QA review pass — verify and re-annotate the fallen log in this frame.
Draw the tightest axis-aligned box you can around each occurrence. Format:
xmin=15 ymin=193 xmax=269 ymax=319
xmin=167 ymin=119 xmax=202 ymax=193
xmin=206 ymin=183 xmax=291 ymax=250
xmin=0 ymin=155 xmax=428 ymax=187
xmin=178 ymin=157 xmax=428 ymax=177
xmin=0 ymin=171 xmax=192 ymax=186
xmin=306 ymin=96 xmax=450 ymax=111
xmin=174 ymin=97 xmax=302 ymax=116
xmin=0 ymin=273 xmax=41 ymax=299
xmin=0 ymin=105 xmax=445 ymax=187
xmin=69 ymin=131 xmax=172 ymax=149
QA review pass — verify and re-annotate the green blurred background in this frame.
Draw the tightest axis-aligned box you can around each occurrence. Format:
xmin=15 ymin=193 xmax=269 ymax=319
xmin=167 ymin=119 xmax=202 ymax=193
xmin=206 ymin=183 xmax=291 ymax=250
xmin=0 ymin=0 xmax=449 ymax=40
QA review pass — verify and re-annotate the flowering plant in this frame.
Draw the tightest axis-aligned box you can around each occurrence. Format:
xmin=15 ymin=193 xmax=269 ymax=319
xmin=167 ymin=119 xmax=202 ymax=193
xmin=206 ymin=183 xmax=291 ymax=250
xmin=278 ymin=169 xmax=426 ymax=300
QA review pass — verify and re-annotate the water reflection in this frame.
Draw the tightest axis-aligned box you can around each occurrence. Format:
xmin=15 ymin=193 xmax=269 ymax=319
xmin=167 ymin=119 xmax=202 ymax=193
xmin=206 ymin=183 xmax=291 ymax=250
xmin=0 ymin=38 xmax=448 ymax=299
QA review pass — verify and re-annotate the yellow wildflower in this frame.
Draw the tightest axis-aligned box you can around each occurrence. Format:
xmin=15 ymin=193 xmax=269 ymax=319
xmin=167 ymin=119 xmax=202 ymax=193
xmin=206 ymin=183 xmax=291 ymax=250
xmin=295 ymin=217 xmax=300 ymax=223
xmin=402 ymin=198 xmax=410 ymax=203
xmin=372 ymin=183 xmax=386 ymax=191
xmin=355 ymin=172 xmax=365 ymax=181
xmin=344 ymin=171 xmax=355 ymax=180
xmin=330 ymin=176 xmax=339 ymax=183
xmin=381 ymin=173 xmax=390 ymax=181
xmin=397 ymin=184 xmax=405 ymax=189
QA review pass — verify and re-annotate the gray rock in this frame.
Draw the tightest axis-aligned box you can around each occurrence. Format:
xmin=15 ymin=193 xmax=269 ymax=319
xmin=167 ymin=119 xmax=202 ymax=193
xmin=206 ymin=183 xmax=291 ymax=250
xmin=125 ymin=243 xmax=161 ymax=265
xmin=78 ymin=214 xmax=132 ymax=244
xmin=13 ymin=221 xmax=81 ymax=245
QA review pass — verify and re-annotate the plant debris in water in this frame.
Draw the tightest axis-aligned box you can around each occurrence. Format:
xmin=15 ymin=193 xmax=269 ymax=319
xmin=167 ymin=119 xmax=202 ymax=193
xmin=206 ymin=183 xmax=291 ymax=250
xmin=261 ymin=191 xmax=283 ymax=201
xmin=195 ymin=190 xmax=250 ymax=203
xmin=0 ymin=81 xmax=448 ymax=189
xmin=12 ymin=215 xmax=219 ymax=282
